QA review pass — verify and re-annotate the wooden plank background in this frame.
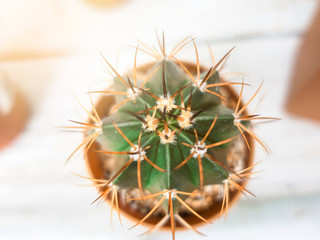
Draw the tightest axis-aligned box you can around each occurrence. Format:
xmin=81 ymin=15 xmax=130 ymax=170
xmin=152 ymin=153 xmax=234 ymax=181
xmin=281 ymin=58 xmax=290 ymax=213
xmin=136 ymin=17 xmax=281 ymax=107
xmin=1 ymin=0 xmax=320 ymax=239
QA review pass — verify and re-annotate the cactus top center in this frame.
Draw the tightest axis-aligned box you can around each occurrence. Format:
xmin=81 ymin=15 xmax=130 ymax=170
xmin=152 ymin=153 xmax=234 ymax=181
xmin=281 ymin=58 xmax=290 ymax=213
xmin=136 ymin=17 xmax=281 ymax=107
xmin=156 ymin=95 xmax=175 ymax=112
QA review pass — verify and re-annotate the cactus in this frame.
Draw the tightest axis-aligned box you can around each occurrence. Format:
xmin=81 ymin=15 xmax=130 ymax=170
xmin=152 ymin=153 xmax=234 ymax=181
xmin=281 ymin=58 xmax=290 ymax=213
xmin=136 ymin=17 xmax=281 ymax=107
xmin=65 ymin=36 xmax=277 ymax=239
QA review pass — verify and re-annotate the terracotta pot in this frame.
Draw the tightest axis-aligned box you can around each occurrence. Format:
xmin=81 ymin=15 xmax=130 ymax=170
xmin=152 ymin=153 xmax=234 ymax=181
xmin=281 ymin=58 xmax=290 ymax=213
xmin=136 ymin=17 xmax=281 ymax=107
xmin=85 ymin=61 xmax=254 ymax=230
xmin=0 ymin=75 xmax=29 ymax=151
xmin=286 ymin=4 xmax=320 ymax=122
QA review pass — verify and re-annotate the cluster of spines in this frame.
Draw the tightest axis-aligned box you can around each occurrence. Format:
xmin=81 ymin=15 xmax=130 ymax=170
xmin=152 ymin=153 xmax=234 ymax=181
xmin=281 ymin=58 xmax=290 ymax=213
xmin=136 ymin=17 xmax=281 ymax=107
xmin=63 ymin=35 xmax=279 ymax=240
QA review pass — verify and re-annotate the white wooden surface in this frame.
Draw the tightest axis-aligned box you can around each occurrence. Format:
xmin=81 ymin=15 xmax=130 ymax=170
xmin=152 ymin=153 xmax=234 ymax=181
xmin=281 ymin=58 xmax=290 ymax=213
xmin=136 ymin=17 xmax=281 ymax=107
xmin=1 ymin=0 xmax=320 ymax=239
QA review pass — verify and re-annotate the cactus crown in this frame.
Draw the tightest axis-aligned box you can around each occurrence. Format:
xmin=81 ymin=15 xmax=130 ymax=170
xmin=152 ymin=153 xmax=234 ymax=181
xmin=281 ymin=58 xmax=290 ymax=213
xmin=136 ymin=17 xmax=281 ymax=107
xmin=66 ymin=36 xmax=277 ymax=239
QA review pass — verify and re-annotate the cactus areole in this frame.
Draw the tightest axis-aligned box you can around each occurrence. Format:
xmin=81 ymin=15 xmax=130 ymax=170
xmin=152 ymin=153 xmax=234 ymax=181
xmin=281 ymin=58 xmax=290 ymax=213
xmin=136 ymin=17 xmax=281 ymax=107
xmin=67 ymin=37 xmax=275 ymax=238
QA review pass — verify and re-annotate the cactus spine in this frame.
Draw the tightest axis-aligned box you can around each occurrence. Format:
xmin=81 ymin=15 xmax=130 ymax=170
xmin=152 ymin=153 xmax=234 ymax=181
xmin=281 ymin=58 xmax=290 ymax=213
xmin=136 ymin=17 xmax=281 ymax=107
xmin=66 ymin=36 xmax=276 ymax=239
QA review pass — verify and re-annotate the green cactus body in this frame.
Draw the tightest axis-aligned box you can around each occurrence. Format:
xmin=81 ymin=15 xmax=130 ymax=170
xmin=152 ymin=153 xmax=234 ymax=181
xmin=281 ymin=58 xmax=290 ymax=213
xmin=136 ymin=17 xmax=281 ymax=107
xmin=93 ymin=58 xmax=250 ymax=214
xmin=66 ymin=37 xmax=276 ymax=239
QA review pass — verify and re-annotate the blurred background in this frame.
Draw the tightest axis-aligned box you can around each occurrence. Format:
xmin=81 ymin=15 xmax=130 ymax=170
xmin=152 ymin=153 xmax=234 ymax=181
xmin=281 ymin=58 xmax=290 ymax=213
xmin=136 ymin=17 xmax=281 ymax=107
xmin=1 ymin=0 xmax=320 ymax=239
